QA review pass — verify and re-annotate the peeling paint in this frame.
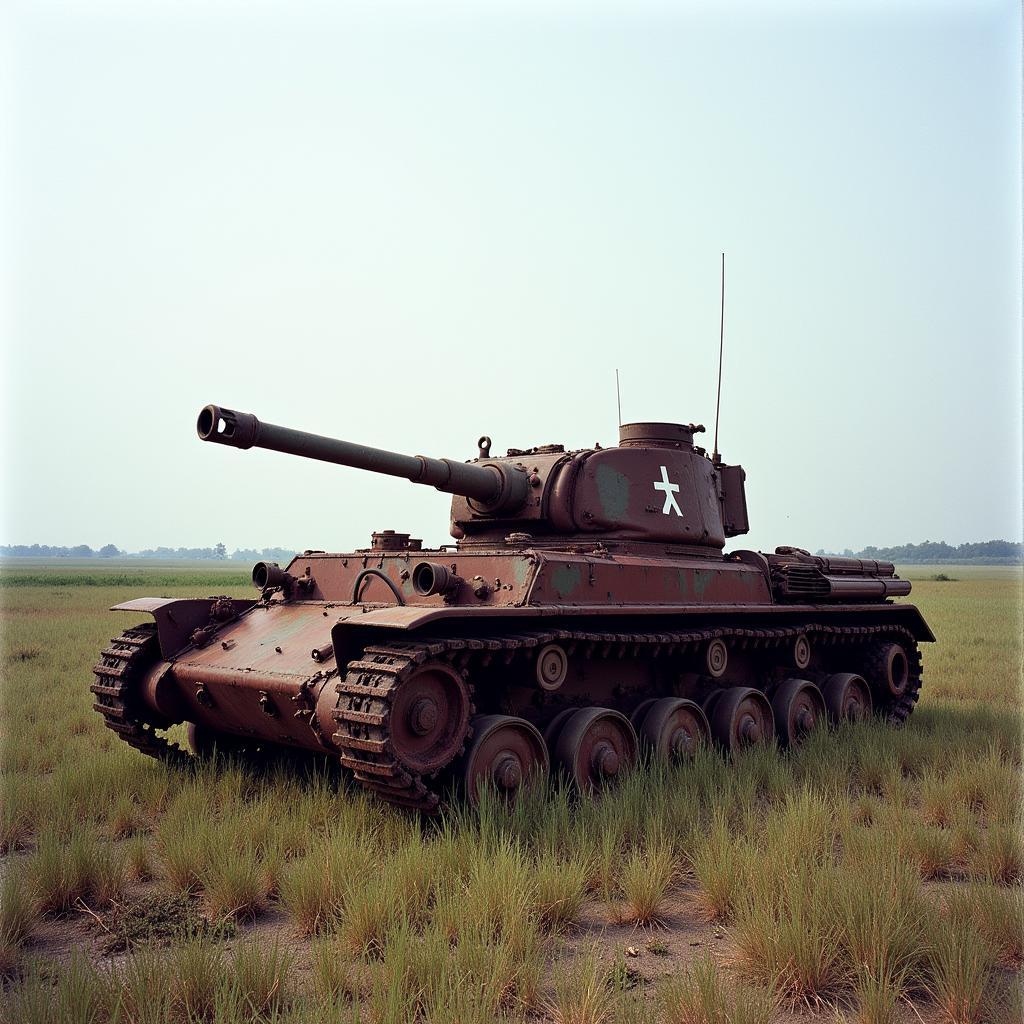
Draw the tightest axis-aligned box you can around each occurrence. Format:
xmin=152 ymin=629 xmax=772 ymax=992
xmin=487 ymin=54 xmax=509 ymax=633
xmin=512 ymin=557 xmax=532 ymax=587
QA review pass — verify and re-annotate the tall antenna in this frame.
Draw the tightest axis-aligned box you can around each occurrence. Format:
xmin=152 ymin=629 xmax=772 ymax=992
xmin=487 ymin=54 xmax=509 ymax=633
xmin=615 ymin=368 xmax=622 ymax=427
xmin=712 ymin=252 xmax=725 ymax=461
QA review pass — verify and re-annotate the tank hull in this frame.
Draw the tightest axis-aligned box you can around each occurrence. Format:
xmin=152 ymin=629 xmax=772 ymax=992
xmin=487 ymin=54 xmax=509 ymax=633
xmin=93 ymin=544 xmax=931 ymax=811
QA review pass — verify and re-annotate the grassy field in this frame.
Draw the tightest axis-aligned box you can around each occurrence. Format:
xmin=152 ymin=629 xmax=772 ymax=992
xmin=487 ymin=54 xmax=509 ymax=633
xmin=0 ymin=565 xmax=1021 ymax=1023
xmin=0 ymin=558 xmax=253 ymax=589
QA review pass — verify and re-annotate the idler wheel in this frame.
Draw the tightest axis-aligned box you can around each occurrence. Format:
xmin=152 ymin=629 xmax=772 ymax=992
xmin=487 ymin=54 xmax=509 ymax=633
xmin=866 ymin=642 xmax=910 ymax=699
xmin=535 ymin=643 xmax=569 ymax=691
xmin=462 ymin=714 xmax=548 ymax=806
xmin=710 ymin=687 xmax=775 ymax=752
xmin=822 ymin=672 xmax=873 ymax=723
xmin=390 ymin=661 xmax=470 ymax=774
xmin=553 ymin=707 xmax=637 ymax=793
xmin=635 ymin=698 xmax=710 ymax=762
xmin=771 ymin=679 xmax=825 ymax=747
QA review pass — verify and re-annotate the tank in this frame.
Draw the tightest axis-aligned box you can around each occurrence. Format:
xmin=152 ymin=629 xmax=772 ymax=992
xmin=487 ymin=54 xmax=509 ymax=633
xmin=91 ymin=404 xmax=934 ymax=811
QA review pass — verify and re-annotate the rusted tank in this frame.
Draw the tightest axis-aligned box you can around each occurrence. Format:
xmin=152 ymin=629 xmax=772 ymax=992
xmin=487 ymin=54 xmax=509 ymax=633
xmin=92 ymin=405 xmax=934 ymax=811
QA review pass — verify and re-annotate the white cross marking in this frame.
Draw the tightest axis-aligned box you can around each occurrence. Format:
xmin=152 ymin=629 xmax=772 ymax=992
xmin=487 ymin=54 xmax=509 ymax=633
xmin=653 ymin=465 xmax=683 ymax=517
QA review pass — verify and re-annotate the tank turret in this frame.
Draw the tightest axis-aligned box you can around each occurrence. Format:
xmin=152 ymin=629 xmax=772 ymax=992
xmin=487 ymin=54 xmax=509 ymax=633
xmin=197 ymin=405 xmax=749 ymax=551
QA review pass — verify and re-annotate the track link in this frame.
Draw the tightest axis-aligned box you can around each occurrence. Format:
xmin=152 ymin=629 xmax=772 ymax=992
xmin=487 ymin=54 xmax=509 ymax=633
xmin=332 ymin=622 xmax=922 ymax=811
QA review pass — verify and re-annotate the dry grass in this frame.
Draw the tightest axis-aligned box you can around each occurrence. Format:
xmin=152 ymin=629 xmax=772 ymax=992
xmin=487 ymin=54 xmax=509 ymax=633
xmin=924 ymin=926 xmax=996 ymax=1024
xmin=659 ymin=955 xmax=775 ymax=1024
xmin=688 ymin=811 xmax=753 ymax=923
xmin=617 ymin=833 xmax=676 ymax=925
xmin=732 ymin=863 xmax=848 ymax=1007
xmin=548 ymin=947 xmax=618 ymax=1024
xmin=533 ymin=850 xmax=591 ymax=932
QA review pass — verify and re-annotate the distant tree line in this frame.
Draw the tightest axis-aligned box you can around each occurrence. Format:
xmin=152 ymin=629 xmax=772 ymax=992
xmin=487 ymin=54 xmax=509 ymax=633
xmin=5 ymin=538 xmax=1020 ymax=565
xmin=816 ymin=539 xmax=1022 ymax=564
xmin=0 ymin=543 xmax=299 ymax=563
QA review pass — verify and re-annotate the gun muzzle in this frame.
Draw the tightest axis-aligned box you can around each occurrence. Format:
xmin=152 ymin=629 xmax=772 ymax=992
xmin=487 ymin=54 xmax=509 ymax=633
xmin=197 ymin=405 xmax=261 ymax=449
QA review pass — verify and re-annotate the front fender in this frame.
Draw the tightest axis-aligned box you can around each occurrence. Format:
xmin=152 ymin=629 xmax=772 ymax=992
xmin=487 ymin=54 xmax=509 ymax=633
xmin=111 ymin=596 xmax=257 ymax=659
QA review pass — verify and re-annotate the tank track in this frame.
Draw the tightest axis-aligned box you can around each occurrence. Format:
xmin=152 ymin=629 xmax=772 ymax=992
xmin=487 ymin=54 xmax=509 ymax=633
xmin=332 ymin=621 xmax=922 ymax=812
xmin=90 ymin=623 xmax=189 ymax=765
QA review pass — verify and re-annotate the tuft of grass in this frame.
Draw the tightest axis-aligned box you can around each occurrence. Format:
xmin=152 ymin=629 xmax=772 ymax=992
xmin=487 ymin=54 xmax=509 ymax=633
xmin=280 ymin=850 xmax=338 ymax=936
xmin=0 ymin=872 xmax=36 ymax=967
xmin=311 ymin=936 xmax=362 ymax=1005
xmin=732 ymin=863 xmax=847 ymax=1007
xmin=919 ymin=773 xmax=954 ymax=827
xmin=54 ymin=953 xmax=112 ymax=1024
xmin=278 ymin=827 xmax=373 ymax=936
xmin=836 ymin=852 xmax=929 ymax=999
xmin=432 ymin=835 xmax=535 ymax=945
xmin=618 ymin=835 xmax=675 ymax=926
xmin=905 ymin=822 xmax=956 ymax=880
xmin=923 ymin=925 xmax=995 ymax=1024
xmin=0 ymin=792 xmax=33 ymax=854
xmin=853 ymin=970 xmax=904 ymax=1024
xmin=533 ymin=852 xmax=590 ymax=933
xmin=171 ymin=937 xmax=224 ymax=1021
xmin=124 ymin=835 xmax=152 ymax=882
xmin=28 ymin=832 xmax=124 ymax=915
xmin=451 ymin=914 xmax=546 ymax=1016
xmin=658 ymin=955 xmax=774 ymax=1024
xmin=341 ymin=875 xmax=402 ymax=958
xmin=589 ymin=822 xmax=624 ymax=902
xmin=945 ymin=885 xmax=1024 ymax=969
xmin=231 ymin=940 xmax=293 ymax=1019
xmin=688 ymin=812 xmax=752 ymax=923
xmin=109 ymin=793 xmax=146 ymax=839
xmin=201 ymin=842 xmax=266 ymax=921
xmin=969 ymin=825 xmax=1022 ymax=885
xmin=158 ymin=807 xmax=212 ymax=893
xmin=119 ymin=943 xmax=174 ymax=1023
xmin=548 ymin=947 xmax=618 ymax=1024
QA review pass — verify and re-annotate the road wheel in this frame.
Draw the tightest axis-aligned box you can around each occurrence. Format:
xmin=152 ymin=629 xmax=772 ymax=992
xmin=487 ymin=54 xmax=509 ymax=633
xmin=635 ymin=698 xmax=710 ymax=761
xmin=771 ymin=679 xmax=825 ymax=747
xmin=553 ymin=707 xmax=637 ymax=792
xmin=463 ymin=715 xmax=548 ymax=806
xmin=709 ymin=687 xmax=774 ymax=751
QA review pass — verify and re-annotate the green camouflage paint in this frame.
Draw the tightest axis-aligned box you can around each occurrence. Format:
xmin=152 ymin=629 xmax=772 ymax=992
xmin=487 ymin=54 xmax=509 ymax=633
xmin=550 ymin=562 xmax=583 ymax=599
xmin=594 ymin=464 xmax=631 ymax=520
xmin=692 ymin=569 xmax=714 ymax=601
xmin=511 ymin=557 xmax=533 ymax=588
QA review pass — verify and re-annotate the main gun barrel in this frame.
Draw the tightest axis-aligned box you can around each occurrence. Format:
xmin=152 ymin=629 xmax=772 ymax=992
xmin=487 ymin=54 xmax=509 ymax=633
xmin=197 ymin=404 xmax=527 ymax=512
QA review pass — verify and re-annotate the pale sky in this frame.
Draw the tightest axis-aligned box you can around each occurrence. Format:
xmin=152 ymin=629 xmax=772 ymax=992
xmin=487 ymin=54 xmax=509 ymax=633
xmin=2 ymin=0 xmax=1021 ymax=555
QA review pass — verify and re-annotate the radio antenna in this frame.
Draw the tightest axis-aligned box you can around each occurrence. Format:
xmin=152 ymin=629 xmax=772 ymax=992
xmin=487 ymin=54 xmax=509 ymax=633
xmin=615 ymin=368 xmax=623 ymax=427
xmin=712 ymin=252 xmax=725 ymax=461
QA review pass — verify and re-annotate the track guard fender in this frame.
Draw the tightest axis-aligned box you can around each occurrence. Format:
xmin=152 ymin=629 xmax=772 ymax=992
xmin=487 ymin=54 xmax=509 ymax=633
xmin=111 ymin=597 xmax=257 ymax=659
